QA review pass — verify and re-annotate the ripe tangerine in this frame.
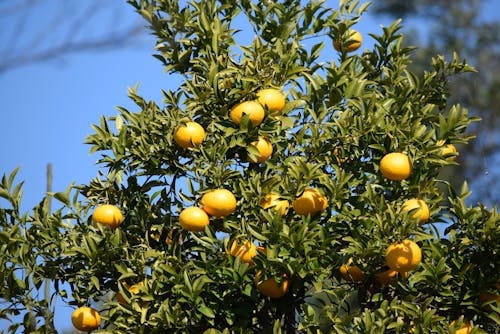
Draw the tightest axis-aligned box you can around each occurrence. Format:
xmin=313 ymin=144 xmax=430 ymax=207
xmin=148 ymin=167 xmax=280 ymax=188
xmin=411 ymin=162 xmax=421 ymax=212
xmin=380 ymin=152 xmax=412 ymax=181
xmin=256 ymin=89 xmax=285 ymax=115
xmin=339 ymin=258 xmax=364 ymax=282
xmin=403 ymin=198 xmax=430 ymax=224
xmin=201 ymin=189 xmax=237 ymax=218
xmin=92 ymin=204 xmax=123 ymax=229
xmin=385 ymin=239 xmax=422 ymax=272
xmin=71 ymin=306 xmax=101 ymax=332
xmin=173 ymin=121 xmax=205 ymax=148
xmin=179 ymin=207 xmax=210 ymax=232
xmin=248 ymin=137 xmax=273 ymax=163
xmin=255 ymin=272 xmax=289 ymax=298
xmin=230 ymin=100 xmax=265 ymax=126
xmin=292 ymin=188 xmax=328 ymax=216
xmin=117 ymin=281 xmax=144 ymax=305
xmin=440 ymin=144 xmax=457 ymax=161
xmin=228 ymin=240 xmax=262 ymax=264
xmin=259 ymin=193 xmax=289 ymax=217
xmin=334 ymin=29 xmax=362 ymax=52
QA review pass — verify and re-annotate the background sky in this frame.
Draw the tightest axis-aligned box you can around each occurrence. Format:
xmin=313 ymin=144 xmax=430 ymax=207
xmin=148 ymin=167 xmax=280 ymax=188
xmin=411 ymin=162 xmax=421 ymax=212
xmin=0 ymin=0 xmax=499 ymax=332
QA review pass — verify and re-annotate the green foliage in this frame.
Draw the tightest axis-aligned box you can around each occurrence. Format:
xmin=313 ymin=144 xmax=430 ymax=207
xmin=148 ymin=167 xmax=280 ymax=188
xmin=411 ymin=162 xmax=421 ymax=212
xmin=373 ymin=0 xmax=500 ymax=204
xmin=1 ymin=1 xmax=499 ymax=333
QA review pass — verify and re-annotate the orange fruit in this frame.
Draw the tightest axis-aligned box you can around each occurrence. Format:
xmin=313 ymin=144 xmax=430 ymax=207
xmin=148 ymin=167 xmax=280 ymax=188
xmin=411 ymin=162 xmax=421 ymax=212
xmin=339 ymin=258 xmax=365 ymax=282
xmin=440 ymin=143 xmax=457 ymax=161
xmin=117 ymin=281 xmax=144 ymax=305
xmin=71 ymin=306 xmax=101 ymax=332
xmin=179 ymin=207 xmax=210 ymax=232
xmin=228 ymin=240 xmax=260 ymax=264
xmin=334 ymin=29 xmax=362 ymax=52
xmin=380 ymin=152 xmax=412 ymax=181
xmin=375 ymin=269 xmax=407 ymax=286
xmin=403 ymin=198 xmax=430 ymax=224
xmin=230 ymin=100 xmax=265 ymax=126
xmin=150 ymin=227 xmax=180 ymax=245
xmin=292 ymin=188 xmax=328 ymax=216
xmin=255 ymin=272 xmax=289 ymax=298
xmin=259 ymin=193 xmax=289 ymax=217
xmin=248 ymin=137 xmax=273 ymax=163
xmin=450 ymin=320 xmax=472 ymax=334
xmin=165 ymin=228 xmax=180 ymax=245
xmin=386 ymin=240 xmax=422 ymax=272
xmin=92 ymin=204 xmax=123 ymax=229
xmin=256 ymin=89 xmax=285 ymax=116
xmin=201 ymin=188 xmax=237 ymax=218
xmin=173 ymin=121 xmax=205 ymax=148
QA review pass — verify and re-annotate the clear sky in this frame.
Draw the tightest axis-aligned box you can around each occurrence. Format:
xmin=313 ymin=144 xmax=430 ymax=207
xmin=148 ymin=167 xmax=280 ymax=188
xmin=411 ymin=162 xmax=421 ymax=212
xmin=0 ymin=0 xmax=498 ymax=332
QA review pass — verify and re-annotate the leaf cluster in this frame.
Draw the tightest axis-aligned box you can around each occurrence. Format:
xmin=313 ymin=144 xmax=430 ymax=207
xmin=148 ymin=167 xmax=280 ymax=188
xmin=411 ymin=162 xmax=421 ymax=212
xmin=1 ymin=1 xmax=497 ymax=333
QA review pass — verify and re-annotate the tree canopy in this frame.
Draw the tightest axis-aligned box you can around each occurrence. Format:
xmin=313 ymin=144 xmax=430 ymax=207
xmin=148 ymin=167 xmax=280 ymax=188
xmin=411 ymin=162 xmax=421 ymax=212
xmin=1 ymin=1 xmax=499 ymax=333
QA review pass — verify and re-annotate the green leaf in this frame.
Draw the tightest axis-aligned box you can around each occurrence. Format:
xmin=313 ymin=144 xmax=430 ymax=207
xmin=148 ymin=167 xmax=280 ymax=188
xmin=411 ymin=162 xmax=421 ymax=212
xmin=53 ymin=191 xmax=70 ymax=206
xmin=90 ymin=276 xmax=100 ymax=290
xmin=199 ymin=305 xmax=216 ymax=318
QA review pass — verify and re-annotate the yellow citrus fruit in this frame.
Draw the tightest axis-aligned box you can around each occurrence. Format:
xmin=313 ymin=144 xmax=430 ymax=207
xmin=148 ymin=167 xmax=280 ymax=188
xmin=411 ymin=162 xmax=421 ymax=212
xmin=255 ymin=272 xmax=289 ymax=299
xmin=201 ymin=188 xmax=237 ymax=218
xmin=248 ymin=137 xmax=273 ymax=163
xmin=230 ymin=100 xmax=265 ymax=126
xmin=256 ymin=89 xmax=286 ymax=116
xmin=385 ymin=240 xmax=422 ymax=272
xmin=71 ymin=306 xmax=101 ymax=332
xmin=339 ymin=258 xmax=365 ymax=282
xmin=179 ymin=207 xmax=210 ymax=232
xmin=292 ymin=188 xmax=328 ymax=216
xmin=259 ymin=193 xmax=289 ymax=217
xmin=380 ymin=152 xmax=412 ymax=181
xmin=440 ymin=143 xmax=457 ymax=161
xmin=117 ymin=281 xmax=144 ymax=305
xmin=334 ymin=29 xmax=362 ymax=52
xmin=92 ymin=204 xmax=123 ymax=229
xmin=403 ymin=198 xmax=430 ymax=224
xmin=173 ymin=121 xmax=205 ymax=148
xmin=228 ymin=240 xmax=259 ymax=264
xmin=450 ymin=320 xmax=472 ymax=334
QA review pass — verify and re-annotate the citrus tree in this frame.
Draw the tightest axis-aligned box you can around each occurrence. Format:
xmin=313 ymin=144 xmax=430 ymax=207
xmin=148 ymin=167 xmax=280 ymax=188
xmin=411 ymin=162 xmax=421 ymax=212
xmin=1 ymin=0 xmax=499 ymax=333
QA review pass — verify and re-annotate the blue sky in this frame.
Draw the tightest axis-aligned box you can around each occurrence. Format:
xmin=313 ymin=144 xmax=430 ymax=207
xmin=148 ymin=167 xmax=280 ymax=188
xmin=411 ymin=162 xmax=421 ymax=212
xmin=0 ymin=0 xmax=499 ymax=332
xmin=0 ymin=32 xmax=163 ymax=214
